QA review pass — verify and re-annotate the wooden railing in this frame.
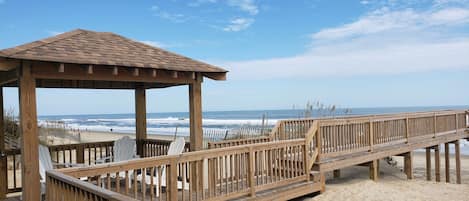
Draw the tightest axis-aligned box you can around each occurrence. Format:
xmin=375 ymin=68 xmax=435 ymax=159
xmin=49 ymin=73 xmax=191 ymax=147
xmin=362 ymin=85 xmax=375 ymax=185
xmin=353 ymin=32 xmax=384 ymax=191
xmin=140 ymin=138 xmax=190 ymax=158
xmin=207 ymin=136 xmax=271 ymax=149
xmin=4 ymin=149 xmax=21 ymax=193
xmin=268 ymin=110 xmax=468 ymax=164
xmin=51 ymin=139 xmax=311 ymax=201
xmin=48 ymin=141 xmax=115 ymax=165
xmin=46 ymin=170 xmax=136 ymax=201
xmin=270 ymin=119 xmax=315 ymax=140
xmin=2 ymin=138 xmax=182 ymax=195
xmin=316 ymin=110 xmax=468 ymax=160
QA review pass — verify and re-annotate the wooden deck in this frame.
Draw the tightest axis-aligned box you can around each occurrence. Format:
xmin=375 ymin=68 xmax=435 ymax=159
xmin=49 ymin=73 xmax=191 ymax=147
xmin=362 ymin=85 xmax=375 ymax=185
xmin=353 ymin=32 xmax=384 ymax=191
xmin=3 ymin=110 xmax=468 ymax=201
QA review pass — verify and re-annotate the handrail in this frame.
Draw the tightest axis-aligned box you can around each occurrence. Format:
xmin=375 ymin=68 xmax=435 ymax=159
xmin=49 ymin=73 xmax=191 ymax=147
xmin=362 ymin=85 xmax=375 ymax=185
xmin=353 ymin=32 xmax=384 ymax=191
xmin=207 ymin=136 xmax=271 ymax=149
xmin=305 ymin=121 xmax=319 ymax=171
xmin=316 ymin=110 xmax=467 ymax=160
xmin=46 ymin=170 xmax=136 ymax=201
xmin=55 ymin=139 xmax=309 ymax=200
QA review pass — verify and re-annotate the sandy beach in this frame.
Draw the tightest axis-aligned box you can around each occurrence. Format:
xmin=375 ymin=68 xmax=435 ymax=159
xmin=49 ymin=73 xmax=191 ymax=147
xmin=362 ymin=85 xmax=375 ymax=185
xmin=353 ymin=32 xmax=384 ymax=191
xmin=298 ymin=152 xmax=469 ymax=201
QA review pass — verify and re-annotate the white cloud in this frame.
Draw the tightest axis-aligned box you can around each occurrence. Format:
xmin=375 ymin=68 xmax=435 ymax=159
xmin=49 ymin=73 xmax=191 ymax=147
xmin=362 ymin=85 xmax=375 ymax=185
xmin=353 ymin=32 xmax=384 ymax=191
xmin=188 ymin=0 xmax=259 ymax=15
xmin=222 ymin=38 xmax=469 ymax=80
xmin=360 ymin=0 xmax=371 ymax=5
xmin=223 ymin=18 xmax=254 ymax=32
xmin=227 ymin=0 xmax=259 ymax=15
xmin=188 ymin=0 xmax=218 ymax=7
xmin=151 ymin=5 xmax=188 ymax=23
xmin=218 ymin=3 xmax=469 ymax=80
xmin=312 ymin=7 xmax=469 ymax=41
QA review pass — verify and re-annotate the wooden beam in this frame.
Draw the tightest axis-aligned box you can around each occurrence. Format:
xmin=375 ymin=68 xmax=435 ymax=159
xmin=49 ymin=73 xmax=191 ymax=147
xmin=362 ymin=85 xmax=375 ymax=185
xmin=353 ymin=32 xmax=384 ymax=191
xmin=203 ymin=72 xmax=227 ymax=81
xmin=152 ymin=69 xmax=157 ymax=77
xmin=454 ymin=140 xmax=461 ymax=184
xmin=0 ymin=87 xmax=6 ymax=199
xmin=135 ymin=86 xmax=147 ymax=156
xmin=444 ymin=143 xmax=450 ymax=183
xmin=0 ymin=69 xmax=18 ymax=86
xmin=133 ymin=68 xmax=139 ymax=77
xmin=426 ymin=147 xmax=431 ymax=181
xmin=369 ymin=160 xmax=378 ymax=181
xmin=0 ymin=58 xmax=20 ymax=71
xmin=31 ymin=62 xmax=196 ymax=85
xmin=404 ymin=152 xmax=413 ymax=179
xmin=18 ymin=61 xmax=40 ymax=201
xmin=32 ymin=79 xmax=183 ymax=89
xmin=434 ymin=145 xmax=440 ymax=182
xmin=171 ymin=71 xmax=178 ymax=78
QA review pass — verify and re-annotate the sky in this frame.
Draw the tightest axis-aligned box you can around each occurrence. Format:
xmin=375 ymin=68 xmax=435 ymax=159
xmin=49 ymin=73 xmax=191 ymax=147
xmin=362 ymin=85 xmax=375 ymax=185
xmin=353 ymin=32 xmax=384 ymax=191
xmin=1 ymin=0 xmax=469 ymax=115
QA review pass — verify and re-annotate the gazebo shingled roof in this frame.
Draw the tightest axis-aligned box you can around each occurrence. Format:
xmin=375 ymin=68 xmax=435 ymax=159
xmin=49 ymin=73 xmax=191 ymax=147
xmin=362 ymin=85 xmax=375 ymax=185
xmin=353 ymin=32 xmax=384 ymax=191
xmin=0 ymin=29 xmax=224 ymax=200
xmin=0 ymin=29 xmax=227 ymax=73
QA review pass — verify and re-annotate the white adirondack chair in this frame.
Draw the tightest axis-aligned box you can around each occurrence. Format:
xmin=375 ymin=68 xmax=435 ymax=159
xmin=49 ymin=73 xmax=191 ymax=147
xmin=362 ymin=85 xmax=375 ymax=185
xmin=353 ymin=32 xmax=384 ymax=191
xmin=136 ymin=137 xmax=189 ymax=196
xmin=38 ymin=144 xmax=85 ymax=196
xmin=96 ymin=136 xmax=139 ymax=164
xmin=96 ymin=136 xmax=139 ymax=187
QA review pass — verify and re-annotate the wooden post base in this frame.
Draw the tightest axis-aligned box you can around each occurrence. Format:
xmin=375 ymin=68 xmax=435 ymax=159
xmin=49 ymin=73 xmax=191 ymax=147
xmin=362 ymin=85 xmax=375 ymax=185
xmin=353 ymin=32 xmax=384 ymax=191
xmin=426 ymin=147 xmax=432 ymax=181
xmin=333 ymin=169 xmax=340 ymax=179
xmin=403 ymin=152 xmax=413 ymax=179
xmin=434 ymin=145 xmax=441 ymax=182
xmin=369 ymin=160 xmax=379 ymax=181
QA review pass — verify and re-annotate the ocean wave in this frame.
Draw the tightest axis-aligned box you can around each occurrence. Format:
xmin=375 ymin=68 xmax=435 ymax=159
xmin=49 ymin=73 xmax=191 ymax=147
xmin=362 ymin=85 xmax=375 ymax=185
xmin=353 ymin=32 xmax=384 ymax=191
xmin=61 ymin=117 xmax=278 ymax=126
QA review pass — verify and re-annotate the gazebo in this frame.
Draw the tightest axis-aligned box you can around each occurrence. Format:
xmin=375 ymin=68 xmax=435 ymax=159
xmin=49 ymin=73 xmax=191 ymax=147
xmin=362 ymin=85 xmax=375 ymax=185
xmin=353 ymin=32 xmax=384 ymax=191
xmin=0 ymin=29 xmax=227 ymax=200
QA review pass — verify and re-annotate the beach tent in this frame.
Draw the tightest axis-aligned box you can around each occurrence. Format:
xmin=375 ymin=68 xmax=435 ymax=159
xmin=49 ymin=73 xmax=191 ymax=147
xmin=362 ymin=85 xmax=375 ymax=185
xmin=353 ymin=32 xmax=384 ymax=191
xmin=0 ymin=29 xmax=228 ymax=200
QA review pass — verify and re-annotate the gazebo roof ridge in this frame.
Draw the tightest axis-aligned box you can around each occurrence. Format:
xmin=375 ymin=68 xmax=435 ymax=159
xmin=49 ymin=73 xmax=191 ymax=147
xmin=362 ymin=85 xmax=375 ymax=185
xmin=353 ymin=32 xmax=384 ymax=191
xmin=0 ymin=29 xmax=228 ymax=75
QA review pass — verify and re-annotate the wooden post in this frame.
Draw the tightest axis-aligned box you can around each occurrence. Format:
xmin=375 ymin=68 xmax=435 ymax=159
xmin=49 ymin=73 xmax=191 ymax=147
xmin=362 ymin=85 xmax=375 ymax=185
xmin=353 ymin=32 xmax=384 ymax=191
xmin=369 ymin=120 xmax=373 ymax=152
xmin=189 ymin=78 xmax=203 ymax=151
xmin=316 ymin=125 xmax=322 ymax=162
xmin=444 ymin=143 xmax=450 ymax=183
xmin=333 ymin=169 xmax=341 ymax=179
xmin=369 ymin=160 xmax=378 ymax=181
xmin=319 ymin=173 xmax=326 ymax=193
xmin=454 ymin=140 xmax=461 ymax=184
xmin=404 ymin=152 xmax=413 ymax=179
xmin=168 ymin=159 xmax=178 ymax=200
xmin=433 ymin=113 xmax=437 ymax=138
xmin=76 ymin=145 xmax=84 ymax=164
xmin=426 ymin=147 xmax=431 ymax=181
xmin=248 ymin=147 xmax=255 ymax=197
xmin=0 ymin=87 xmax=6 ymax=199
xmin=135 ymin=86 xmax=147 ymax=156
xmin=455 ymin=113 xmax=458 ymax=131
xmin=405 ymin=117 xmax=409 ymax=143
xmin=434 ymin=145 xmax=440 ymax=182
xmin=19 ymin=62 xmax=40 ymax=201
xmin=189 ymin=76 xmax=203 ymax=194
